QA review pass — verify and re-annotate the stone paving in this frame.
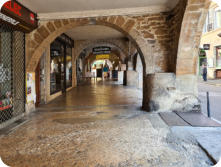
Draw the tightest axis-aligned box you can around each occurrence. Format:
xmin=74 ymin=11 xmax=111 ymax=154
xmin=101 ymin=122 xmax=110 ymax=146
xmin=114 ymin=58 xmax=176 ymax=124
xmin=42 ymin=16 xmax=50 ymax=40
xmin=0 ymin=82 xmax=213 ymax=167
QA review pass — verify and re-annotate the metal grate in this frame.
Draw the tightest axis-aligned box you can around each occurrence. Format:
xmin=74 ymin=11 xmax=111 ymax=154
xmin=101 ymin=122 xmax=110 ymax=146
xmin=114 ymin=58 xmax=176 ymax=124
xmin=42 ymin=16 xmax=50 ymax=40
xmin=0 ymin=24 xmax=25 ymax=125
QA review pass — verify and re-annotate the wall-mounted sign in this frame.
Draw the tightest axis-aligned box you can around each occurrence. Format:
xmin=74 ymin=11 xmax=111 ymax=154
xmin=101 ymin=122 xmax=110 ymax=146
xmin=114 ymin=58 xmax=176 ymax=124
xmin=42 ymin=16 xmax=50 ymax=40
xmin=93 ymin=46 xmax=111 ymax=55
xmin=203 ymin=44 xmax=210 ymax=50
xmin=96 ymin=54 xmax=110 ymax=60
xmin=0 ymin=0 xmax=38 ymax=32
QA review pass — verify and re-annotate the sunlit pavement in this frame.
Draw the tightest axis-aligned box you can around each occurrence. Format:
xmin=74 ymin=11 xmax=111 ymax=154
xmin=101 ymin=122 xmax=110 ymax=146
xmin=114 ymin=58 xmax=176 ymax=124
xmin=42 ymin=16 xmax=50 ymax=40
xmin=198 ymin=81 xmax=221 ymax=123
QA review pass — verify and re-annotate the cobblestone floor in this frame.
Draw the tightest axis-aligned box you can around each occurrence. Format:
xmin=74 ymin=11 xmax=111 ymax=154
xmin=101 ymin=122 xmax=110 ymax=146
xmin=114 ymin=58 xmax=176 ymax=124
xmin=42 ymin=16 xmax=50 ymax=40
xmin=0 ymin=81 xmax=213 ymax=167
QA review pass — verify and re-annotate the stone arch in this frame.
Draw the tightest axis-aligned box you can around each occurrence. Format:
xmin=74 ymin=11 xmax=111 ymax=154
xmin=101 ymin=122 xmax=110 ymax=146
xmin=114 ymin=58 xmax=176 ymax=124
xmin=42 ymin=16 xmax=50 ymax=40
xmin=74 ymin=39 xmax=130 ymax=62
xmin=26 ymin=16 xmax=153 ymax=74
xmin=176 ymin=0 xmax=211 ymax=94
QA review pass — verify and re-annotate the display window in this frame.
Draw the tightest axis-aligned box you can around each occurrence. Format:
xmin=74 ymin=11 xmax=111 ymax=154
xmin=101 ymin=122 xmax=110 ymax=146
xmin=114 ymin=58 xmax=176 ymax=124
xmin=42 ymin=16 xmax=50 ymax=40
xmin=216 ymin=46 xmax=221 ymax=67
xmin=50 ymin=35 xmax=73 ymax=95
xmin=50 ymin=40 xmax=64 ymax=94
xmin=66 ymin=46 xmax=72 ymax=88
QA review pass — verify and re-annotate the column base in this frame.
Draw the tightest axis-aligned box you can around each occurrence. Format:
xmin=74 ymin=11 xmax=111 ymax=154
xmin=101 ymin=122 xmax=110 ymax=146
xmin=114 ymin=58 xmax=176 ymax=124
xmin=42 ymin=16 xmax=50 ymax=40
xmin=142 ymin=73 xmax=200 ymax=112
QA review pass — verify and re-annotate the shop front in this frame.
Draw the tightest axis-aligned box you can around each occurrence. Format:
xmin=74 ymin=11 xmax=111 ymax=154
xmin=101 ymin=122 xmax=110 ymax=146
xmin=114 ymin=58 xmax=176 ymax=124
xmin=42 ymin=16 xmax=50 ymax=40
xmin=35 ymin=34 xmax=74 ymax=105
xmin=215 ymin=45 xmax=221 ymax=78
xmin=0 ymin=1 xmax=37 ymax=128
xmin=50 ymin=34 xmax=74 ymax=95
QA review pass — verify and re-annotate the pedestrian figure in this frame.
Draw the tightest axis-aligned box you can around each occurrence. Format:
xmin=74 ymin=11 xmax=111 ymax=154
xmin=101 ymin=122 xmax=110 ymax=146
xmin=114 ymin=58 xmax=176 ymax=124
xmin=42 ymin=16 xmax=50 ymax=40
xmin=202 ymin=63 xmax=207 ymax=81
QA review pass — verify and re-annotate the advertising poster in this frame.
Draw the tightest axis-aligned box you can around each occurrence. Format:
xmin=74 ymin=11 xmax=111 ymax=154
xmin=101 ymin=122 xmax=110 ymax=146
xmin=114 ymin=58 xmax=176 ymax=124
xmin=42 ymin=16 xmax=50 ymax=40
xmin=26 ymin=72 xmax=36 ymax=104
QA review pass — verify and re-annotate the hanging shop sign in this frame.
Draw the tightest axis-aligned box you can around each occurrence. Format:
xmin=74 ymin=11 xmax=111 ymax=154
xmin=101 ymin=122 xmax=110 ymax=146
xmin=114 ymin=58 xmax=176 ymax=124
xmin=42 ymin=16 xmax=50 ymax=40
xmin=96 ymin=54 xmax=110 ymax=60
xmin=0 ymin=0 xmax=38 ymax=32
xmin=93 ymin=46 xmax=111 ymax=55
xmin=203 ymin=44 xmax=210 ymax=50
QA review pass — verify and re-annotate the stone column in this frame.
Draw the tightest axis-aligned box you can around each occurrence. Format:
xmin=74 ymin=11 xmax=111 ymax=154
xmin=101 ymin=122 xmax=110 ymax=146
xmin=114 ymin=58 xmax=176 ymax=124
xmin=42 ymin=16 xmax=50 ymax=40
xmin=125 ymin=60 xmax=138 ymax=87
xmin=174 ymin=0 xmax=210 ymax=112
xmin=143 ymin=73 xmax=176 ymax=112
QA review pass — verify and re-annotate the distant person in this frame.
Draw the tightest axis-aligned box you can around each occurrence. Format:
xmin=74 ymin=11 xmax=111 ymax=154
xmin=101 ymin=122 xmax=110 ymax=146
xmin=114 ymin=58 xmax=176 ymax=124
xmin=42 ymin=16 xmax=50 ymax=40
xmin=202 ymin=63 xmax=207 ymax=81
xmin=103 ymin=64 xmax=109 ymax=79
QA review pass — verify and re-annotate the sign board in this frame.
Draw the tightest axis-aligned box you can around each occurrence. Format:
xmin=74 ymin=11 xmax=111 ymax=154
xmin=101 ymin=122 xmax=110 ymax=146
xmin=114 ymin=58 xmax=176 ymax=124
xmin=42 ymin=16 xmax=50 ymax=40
xmin=93 ymin=46 xmax=111 ymax=55
xmin=96 ymin=54 xmax=110 ymax=60
xmin=203 ymin=44 xmax=210 ymax=50
xmin=0 ymin=1 xmax=38 ymax=32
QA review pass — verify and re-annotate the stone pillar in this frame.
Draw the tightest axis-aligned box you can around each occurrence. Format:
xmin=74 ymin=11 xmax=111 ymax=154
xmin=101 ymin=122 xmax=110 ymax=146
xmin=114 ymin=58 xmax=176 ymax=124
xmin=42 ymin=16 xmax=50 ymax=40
xmin=136 ymin=54 xmax=143 ymax=89
xmin=143 ymin=73 xmax=200 ymax=112
xmin=143 ymin=73 xmax=176 ymax=112
xmin=174 ymin=0 xmax=210 ymax=112
xmin=125 ymin=71 xmax=138 ymax=87
xmin=125 ymin=60 xmax=139 ymax=87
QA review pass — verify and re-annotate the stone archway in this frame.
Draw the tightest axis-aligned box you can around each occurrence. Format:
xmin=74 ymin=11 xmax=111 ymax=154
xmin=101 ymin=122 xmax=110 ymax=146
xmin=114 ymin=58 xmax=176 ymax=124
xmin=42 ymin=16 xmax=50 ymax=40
xmin=26 ymin=16 xmax=151 ymax=74
xmin=26 ymin=9 xmax=197 ymax=111
xmin=176 ymin=0 xmax=211 ymax=94
xmin=26 ymin=16 xmax=154 ymax=109
xmin=74 ymin=39 xmax=131 ymax=63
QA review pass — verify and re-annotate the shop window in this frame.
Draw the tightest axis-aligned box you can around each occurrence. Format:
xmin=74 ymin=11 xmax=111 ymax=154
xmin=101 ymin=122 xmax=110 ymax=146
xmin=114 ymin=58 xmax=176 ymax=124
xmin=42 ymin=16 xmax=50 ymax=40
xmin=66 ymin=46 xmax=72 ymax=88
xmin=215 ymin=8 xmax=221 ymax=29
xmin=50 ymin=35 xmax=73 ymax=95
xmin=216 ymin=46 xmax=221 ymax=67
xmin=50 ymin=41 xmax=64 ymax=94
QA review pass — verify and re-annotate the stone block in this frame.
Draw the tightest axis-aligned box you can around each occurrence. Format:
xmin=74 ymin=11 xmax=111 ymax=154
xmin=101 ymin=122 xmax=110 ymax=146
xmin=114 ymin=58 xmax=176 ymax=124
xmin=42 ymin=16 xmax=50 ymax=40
xmin=115 ymin=16 xmax=125 ymax=27
xmin=46 ymin=22 xmax=56 ymax=33
xmin=143 ymin=73 xmax=176 ymax=112
xmin=37 ymin=25 xmax=50 ymax=39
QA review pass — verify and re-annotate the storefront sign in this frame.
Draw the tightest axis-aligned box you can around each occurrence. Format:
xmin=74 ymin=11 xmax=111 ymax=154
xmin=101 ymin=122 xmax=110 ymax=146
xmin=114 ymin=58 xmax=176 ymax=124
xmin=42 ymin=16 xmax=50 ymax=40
xmin=96 ymin=54 xmax=110 ymax=60
xmin=203 ymin=44 xmax=210 ymax=50
xmin=0 ymin=0 xmax=38 ymax=32
xmin=93 ymin=46 xmax=111 ymax=55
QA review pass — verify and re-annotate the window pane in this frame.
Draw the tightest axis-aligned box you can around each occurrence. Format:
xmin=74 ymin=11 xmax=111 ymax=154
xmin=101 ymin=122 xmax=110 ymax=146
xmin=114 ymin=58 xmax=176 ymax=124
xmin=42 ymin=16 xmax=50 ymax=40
xmin=50 ymin=41 xmax=62 ymax=94
xmin=217 ymin=10 xmax=221 ymax=28
xmin=66 ymin=47 xmax=72 ymax=88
